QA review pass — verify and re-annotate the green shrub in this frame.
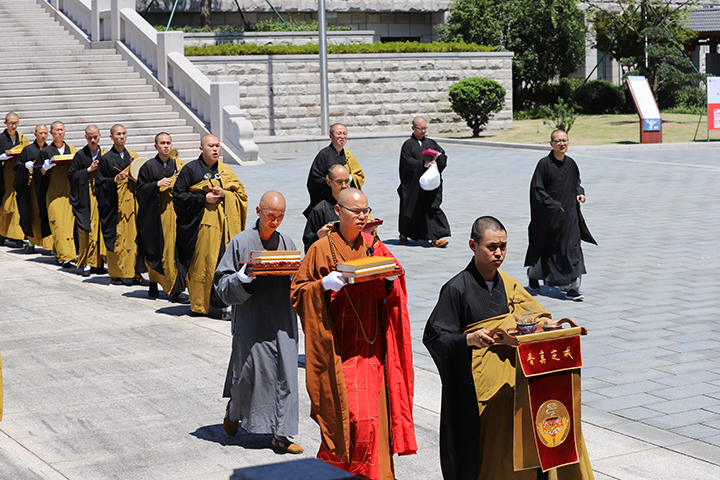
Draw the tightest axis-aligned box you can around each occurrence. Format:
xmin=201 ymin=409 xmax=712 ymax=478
xmin=540 ymin=99 xmax=577 ymax=133
xmin=535 ymin=78 xmax=583 ymax=107
xmin=671 ymin=85 xmax=705 ymax=109
xmin=573 ymin=80 xmax=625 ymax=114
xmin=513 ymin=108 xmax=547 ymax=120
xmin=448 ymin=77 xmax=506 ymax=136
xmin=185 ymin=41 xmax=498 ymax=56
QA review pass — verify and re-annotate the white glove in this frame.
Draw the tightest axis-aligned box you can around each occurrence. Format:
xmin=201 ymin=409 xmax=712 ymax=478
xmin=42 ymin=159 xmax=55 ymax=171
xmin=385 ymin=274 xmax=399 ymax=282
xmin=322 ymin=271 xmax=347 ymax=292
xmin=236 ymin=263 xmax=252 ymax=284
xmin=0 ymin=153 xmax=9 ymax=161
xmin=25 ymin=160 xmax=34 ymax=170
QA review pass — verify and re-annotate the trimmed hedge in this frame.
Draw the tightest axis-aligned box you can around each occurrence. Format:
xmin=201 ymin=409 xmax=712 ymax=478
xmin=574 ymin=80 xmax=625 ymax=114
xmin=185 ymin=41 xmax=499 ymax=56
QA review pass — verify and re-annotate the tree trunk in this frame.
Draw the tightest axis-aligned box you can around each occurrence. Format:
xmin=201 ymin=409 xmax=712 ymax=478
xmin=200 ymin=0 xmax=212 ymax=30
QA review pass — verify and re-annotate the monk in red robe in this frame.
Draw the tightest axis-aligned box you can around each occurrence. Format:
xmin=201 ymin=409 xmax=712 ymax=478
xmin=291 ymin=188 xmax=416 ymax=480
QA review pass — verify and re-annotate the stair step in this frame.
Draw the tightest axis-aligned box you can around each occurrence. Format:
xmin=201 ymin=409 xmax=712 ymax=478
xmin=0 ymin=66 xmax=136 ymax=77
xmin=0 ymin=72 xmax=141 ymax=84
xmin=0 ymin=83 xmax=155 ymax=96
xmin=11 ymin=105 xmax=174 ymax=119
xmin=1 ymin=60 xmax=130 ymax=71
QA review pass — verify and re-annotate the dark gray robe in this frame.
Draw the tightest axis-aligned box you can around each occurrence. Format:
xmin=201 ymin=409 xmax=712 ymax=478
xmin=213 ymin=220 xmax=299 ymax=436
xmin=524 ymin=152 xmax=596 ymax=286
xmin=397 ymin=134 xmax=451 ymax=241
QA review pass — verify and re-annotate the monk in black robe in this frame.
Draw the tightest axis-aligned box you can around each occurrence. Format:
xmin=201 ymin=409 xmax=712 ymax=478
xmin=136 ymin=132 xmax=186 ymax=301
xmin=303 ymin=123 xmax=364 ymax=217
xmin=0 ymin=112 xmax=30 ymax=246
xmin=96 ymin=124 xmax=144 ymax=285
xmin=68 ymin=125 xmax=106 ymax=276
xmin=13 ymin=125 xmax=49 ymax=253
xmin=397 ymin=116 xmax=451 ymax=248
xmin=35 ymin=121 xmax=78 ymax=267
xmin=302 ymin=163 xmax=350 ymax=252
xmin=174 ymin=134 xmax=247 ymax=316
xmin=524 ymin=130 xmax=596 ymax=301
xmin=424 ymin=216 xmax=594 ymax=480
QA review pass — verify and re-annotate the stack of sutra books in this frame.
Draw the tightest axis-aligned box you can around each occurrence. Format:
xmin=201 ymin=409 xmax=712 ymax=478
xmin=338 ymin=256 xmax=400 ymax=283
xmin=247 ymin=250 xmax=302 ymax=276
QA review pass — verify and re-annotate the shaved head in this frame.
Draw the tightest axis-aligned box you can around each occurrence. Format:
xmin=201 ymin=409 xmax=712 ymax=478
xmin=5 ymin=112 xmax=18 ymax=122
xmin=201 ymin=134 xmax=219 ymax=147
xmin=85 ymin=124 xmax=99 ymax=135
xmin=259 ymin=190 xmax=286 ymax=211
xmin=337 ymin=187 xmax=365 ymax=206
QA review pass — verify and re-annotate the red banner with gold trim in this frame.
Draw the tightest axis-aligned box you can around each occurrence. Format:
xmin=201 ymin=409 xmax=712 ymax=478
xmin=517 ymin=335 xmax=582 ymax=377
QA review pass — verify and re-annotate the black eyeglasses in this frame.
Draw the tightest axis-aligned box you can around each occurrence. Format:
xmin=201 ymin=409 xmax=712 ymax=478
xmin=338 ymin=204 xmax=371 ymax=216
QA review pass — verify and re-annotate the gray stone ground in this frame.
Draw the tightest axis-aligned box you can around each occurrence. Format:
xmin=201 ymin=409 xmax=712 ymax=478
xmin=2 ymin=141 xmax=720 ymax=479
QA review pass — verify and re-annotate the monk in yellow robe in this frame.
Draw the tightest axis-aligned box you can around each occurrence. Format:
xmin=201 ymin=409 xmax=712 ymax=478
xmin=174 ymin=134 xmax=247 ymax=316
xmin=68 ymin=125 xmax=107 ymax=276
xmin=96 ymin=124 xmax=143 ymax=285
xmin=35 ymin=121 xmax=77 ymax=267
xmin=424 ymin=216 xmax=594 ymax=480
xmin=0 ymin=111 xmax=30 ymax=246
xmin=136 ymin=132 xmax=186 ymax=301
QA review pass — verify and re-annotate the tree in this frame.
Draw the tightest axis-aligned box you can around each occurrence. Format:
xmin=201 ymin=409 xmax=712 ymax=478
xmin=438 ymin=0 xmax=587 ymax=110
xmin=200 ymin=0 xmax=212 ymax=30
xmin=590 ymin=0 xmax=704 ymax=109
xmin=448 ymin=77 xmax=506 ymax=136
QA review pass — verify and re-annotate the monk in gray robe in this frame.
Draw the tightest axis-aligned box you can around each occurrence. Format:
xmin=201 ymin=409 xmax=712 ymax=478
xmin=213 ymin=190 xmax=303 ymax=454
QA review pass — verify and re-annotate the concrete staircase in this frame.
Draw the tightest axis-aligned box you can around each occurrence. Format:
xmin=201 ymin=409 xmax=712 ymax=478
xmin=0 ymin=0 xmax=202 ymax=160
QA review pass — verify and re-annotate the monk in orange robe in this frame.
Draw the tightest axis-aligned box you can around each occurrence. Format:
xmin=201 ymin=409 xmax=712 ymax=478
xmin=291 ymin=188 xmax=416 ymax=480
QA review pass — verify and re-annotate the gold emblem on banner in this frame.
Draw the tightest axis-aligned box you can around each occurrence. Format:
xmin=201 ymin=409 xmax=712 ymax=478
xmin=536 ymin=400 xmax=571 ymax=447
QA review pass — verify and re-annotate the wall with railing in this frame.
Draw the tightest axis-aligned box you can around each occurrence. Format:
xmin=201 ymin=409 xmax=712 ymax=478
xmin=41 ymin=0 xmax=258 ymax=163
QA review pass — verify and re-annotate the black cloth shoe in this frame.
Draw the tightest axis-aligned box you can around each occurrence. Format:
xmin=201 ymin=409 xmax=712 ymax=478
xmin=61 ymin=261 xmax=73 ymax=269
xmin=171 ymin=293 xmax=190 ymax=304
xmin=110 ymin=277 xmax=124 ymax=286
xmin=23 ymin=245 xmax=35 ymax=254
xmin=90 ymin=266 xmax=107 ymax=275
xmin=81 ymin=265 xmax=92 ymax=277
xmin=566 ymin=289 xmax=584 ymax=301
xmin=528 ymin=277 xmax=540 ymax=291
xmin=132 ymin=276 xmax=149 ymax=286
xmin=148 ymin=282 xmax=159 ymax=298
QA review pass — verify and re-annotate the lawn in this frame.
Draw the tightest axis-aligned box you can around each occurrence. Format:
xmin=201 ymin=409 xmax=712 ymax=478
xmin=463 ymin=113 xmax=720 ymax=145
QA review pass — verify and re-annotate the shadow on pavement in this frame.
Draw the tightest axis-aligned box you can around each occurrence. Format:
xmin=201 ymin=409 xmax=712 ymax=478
xmin=191 ymin=424 xmax=274 ymax=450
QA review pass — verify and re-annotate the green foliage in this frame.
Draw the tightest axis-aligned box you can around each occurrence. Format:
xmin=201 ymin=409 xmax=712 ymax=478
xmin=574 ymin=80 xmax=626 ymax=114
xmin=590 ymin=1 xmax=705 ymax=109
xmin=185 ymin=41 xmax=498 ymax=56
xmin=249 ymin=20 xmax=354 ymax=32
xmin=448 ymin=77 xmax=506 ymax=136
xmin=535 ymin=78 xmax=584 ymax=107
xmin=438 ymin=0 xmax=587 ymax=110
xmin=540 ymin=99 xmax=578 ymax=133
xmin=156 ymin=21 xmax=354 ymax=34
xmin=513 ymin=108 xmax=547 ymax=121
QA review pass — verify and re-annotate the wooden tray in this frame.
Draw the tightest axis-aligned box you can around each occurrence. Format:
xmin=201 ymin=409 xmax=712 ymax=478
xmin=344 ymin=266 xmax=404 ymax=284
xmin=489 ymin=318 xmax=587 ymax=346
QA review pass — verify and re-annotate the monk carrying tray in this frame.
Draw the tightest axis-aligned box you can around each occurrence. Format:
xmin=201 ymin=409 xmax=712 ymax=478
xmin=240 ymin=250 xmax=302 ymax=277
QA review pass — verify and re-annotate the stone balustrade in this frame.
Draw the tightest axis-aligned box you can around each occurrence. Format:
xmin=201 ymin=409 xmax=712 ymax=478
xmin=191 ymin=52 xmax=513 ymax=137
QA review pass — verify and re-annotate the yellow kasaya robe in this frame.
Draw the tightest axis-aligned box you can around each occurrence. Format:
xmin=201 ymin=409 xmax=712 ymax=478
xmin=175 ymin=158 xmax=247 ymax=315
xmin=0 ymin=135 xmax=30 ymax=240
xmin=344 ymin=149 xmax=365 ymax=189
xmin=76 ymin=170 xmax=107 ymax=269
xmin=463 ymin=270 xmax=594 ymax=480
xmin=39 ymin=145 xmax=78 ymax=262
xmin=136 ymin=155 xmax=186 ymax=294
xmin=69 ymin=146 xmax=107 ymax=270
xmin=109 ymin=152 xmax=139 ymax=279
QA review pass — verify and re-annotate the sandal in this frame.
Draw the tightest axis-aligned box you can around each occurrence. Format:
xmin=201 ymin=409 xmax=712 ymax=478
xmin=270 ymin=435 xmax=303 ymax=454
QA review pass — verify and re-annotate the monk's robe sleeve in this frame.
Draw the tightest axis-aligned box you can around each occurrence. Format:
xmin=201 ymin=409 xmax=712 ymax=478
xmin=173 ymin=166 xmax=206 ymax=219
xmin=345 ymin=150 xmax=365 ymax=189
xmin=214 ymin=235 xmax=253 ymax=305
xmin=68 ymin=151 xmax=91 ymax=232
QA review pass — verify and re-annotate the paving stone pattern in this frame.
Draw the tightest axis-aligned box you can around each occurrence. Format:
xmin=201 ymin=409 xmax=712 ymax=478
xmin=2 ymin=141 xmax=720 ymax=479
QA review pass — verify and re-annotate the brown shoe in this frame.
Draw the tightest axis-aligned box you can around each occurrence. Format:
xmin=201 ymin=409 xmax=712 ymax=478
xmin=271 ymin=435 xmax=303 ymax=454
xmin=431 ymin=239 xmax=449 ymax=248
xmin=223 ymin=400 xmax=238 ymax=436
xmin=399 ymin=234 xmax=409 ymax=244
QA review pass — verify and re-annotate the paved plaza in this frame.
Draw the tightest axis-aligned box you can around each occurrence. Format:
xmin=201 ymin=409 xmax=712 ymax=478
xmin=2 ymin=140 xmax=720 ymax=479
